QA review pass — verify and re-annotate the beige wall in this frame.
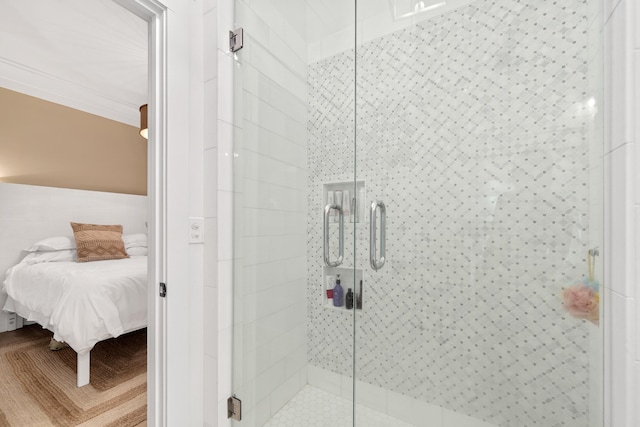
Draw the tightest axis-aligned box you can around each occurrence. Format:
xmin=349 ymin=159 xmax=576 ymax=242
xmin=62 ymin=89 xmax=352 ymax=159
xmin=0 ymin=87 xmax=147 ymax=195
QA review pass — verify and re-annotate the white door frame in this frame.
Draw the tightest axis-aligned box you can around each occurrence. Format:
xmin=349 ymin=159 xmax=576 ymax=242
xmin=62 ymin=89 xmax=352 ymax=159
xmin=114 ymin=0 xmax=193 ymax=425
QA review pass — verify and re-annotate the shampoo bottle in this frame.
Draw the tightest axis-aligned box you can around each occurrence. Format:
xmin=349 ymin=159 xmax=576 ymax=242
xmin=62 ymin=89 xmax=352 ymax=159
xmin=333 ymin=274 xmax=344 ymax=307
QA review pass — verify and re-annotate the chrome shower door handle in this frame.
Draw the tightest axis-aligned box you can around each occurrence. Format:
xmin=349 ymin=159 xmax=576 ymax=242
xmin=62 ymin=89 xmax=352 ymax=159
xmin=369 ymin=200 xmax=386 ymax=271
xmin=324 ymin=203 xmax=344 ymax=267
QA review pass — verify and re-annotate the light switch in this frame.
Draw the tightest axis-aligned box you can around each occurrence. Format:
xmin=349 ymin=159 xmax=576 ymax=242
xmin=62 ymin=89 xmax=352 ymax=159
xmin=189 ymin=217 xmax=205 ymax=243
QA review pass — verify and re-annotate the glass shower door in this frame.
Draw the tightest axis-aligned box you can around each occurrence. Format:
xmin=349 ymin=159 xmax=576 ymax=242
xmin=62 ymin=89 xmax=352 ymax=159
xmin=230 ymin=0 xmax=603 ymax=426
xmin=230 ymin=1 xmax=358 ymax=426
xmin=346 ymin=1 xmax=604 ymax=426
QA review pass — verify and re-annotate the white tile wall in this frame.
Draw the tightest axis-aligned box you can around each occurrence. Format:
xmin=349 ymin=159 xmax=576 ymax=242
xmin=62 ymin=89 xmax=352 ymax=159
xmin=204 ymin=148 xmax=218 ymax=217
xmin=604 ymin=288 xmax=632 ymax=426
xmin=607 ymin=145 xmax=636 ymax=297
xmin=603 ymin=0 xmax=640 ymax=426
xmin=204 ymin=8 xmax=218 ymax=82
xmin=204 ymin=81 xmax=218 ymax=151
xmin=204 ymin=354 xmax=219 ymax=426
xmin=636 ymin=361 xmax=640 ymax=427
xmin=633 ymin=2 xmax=640 ymax=399
xmin=217 ymin=53 xmax=235 ymax=126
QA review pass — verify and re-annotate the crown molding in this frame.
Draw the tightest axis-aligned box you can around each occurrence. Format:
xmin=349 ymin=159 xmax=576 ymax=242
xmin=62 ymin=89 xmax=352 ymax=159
xmin=0 ymin=56 xmax=139 ymax=127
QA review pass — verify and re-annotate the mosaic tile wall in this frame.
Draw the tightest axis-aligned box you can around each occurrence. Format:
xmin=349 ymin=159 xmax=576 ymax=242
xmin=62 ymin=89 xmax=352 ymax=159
xmin=306 ymin=1 xmax=600 ymax=426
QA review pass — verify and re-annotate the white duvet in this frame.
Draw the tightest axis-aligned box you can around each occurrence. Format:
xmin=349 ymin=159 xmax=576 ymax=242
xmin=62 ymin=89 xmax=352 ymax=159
xmin=2 ymin=256 xmax=147 ymax=354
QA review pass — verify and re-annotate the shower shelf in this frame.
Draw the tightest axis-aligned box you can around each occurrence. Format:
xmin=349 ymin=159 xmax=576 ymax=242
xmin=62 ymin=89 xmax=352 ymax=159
xmin=323 ymin=180 xmax=366 ymax=224
xmin=322 ymin=266 xmax=364 ymax=312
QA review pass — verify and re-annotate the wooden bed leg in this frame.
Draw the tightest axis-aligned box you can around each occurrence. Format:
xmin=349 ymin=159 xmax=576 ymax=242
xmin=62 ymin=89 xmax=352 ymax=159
xmin=77 ymin=351 xmax=90 ymax=387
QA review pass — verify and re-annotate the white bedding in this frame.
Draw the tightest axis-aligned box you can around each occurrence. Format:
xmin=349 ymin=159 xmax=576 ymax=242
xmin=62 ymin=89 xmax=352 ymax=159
xmin=2 ymin=256 xmax=147 ymax=354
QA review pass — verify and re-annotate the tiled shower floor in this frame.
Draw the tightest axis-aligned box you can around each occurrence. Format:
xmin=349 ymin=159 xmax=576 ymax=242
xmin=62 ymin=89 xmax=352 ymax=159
xmin=262 ymin=385 xmax=415 ymax=427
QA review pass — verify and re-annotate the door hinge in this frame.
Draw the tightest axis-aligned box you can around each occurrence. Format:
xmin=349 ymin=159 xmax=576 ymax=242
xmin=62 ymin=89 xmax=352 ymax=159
xmin=227 ymin=395 xmax=242 ymax=421
xmin=159 ymin=282 xmax=167 ymax=298
xmin=229 ymin=28 xmax=243 ymax=53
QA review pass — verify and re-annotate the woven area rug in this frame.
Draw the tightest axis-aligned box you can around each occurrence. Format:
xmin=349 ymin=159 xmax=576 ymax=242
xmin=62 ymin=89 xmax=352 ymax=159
xmin=0 ymin=327 xmax=147 ymax=426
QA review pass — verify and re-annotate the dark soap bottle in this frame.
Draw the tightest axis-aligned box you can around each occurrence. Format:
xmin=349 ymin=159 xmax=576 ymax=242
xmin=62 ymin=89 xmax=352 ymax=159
xmin=345 ymin=288 xmax=354 ymax=310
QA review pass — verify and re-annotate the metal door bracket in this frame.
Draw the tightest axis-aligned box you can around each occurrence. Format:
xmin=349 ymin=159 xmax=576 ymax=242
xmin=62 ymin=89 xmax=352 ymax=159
xmin=159 ymin=282 xmax=167 ymax=298
xmin=227 ymin=395 xmax=242 ymax=420
xmin=229 ymin=28 xmax=244 ymax=53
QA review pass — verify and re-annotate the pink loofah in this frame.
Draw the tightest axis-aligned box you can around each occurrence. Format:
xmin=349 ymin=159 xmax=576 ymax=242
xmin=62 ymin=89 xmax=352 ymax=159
xmin=562 ymin=283 xmax=599 ymax=325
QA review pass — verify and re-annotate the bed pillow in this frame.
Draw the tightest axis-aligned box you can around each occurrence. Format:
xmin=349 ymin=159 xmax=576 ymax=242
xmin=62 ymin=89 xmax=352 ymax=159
xmin=122 ymin=233 xmax=147 ymax=250
xmin=25 ymin=236 xmax=76 ymax=252
xmin=70 ymin=222 xmax=129 ymax=262
xmin=22 ymin=249 xmax=77 ymax=264
xmin=126 ymin=246 xmax=148 ymax=256
xmin=122 ymin=233 xmax=147 ymax=256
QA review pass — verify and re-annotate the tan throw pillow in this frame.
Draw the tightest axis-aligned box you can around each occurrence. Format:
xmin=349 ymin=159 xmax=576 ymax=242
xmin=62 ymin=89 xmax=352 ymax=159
xmin=70 ymin=222 xmax=129 ymax=262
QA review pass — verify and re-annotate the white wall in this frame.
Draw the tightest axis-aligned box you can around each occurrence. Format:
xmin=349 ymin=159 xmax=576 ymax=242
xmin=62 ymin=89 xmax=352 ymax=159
xmin=603 ymin=0 xmax=640 ymax=426
xmin=141 ymin=0 xmax=204 ymax=424
xmin=188 ymin=1 xmax=206 ymax=426
xmin=202 ymin=0 xmax=229 ymax=425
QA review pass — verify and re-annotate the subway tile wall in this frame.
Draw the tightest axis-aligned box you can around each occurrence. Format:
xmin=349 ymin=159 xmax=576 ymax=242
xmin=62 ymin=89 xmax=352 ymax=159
xmin=307 ymin=1 xmax=603 ymax=426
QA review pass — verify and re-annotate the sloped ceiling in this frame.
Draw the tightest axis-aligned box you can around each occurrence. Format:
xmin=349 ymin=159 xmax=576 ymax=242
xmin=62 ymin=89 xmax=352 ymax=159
xmin=0 ymin=0 xmax=147 ymax=126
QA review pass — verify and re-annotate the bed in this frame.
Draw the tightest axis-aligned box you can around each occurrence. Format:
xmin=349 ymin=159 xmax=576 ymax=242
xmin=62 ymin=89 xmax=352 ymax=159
xmin=2 ymin=232 xmax=148 ymax=387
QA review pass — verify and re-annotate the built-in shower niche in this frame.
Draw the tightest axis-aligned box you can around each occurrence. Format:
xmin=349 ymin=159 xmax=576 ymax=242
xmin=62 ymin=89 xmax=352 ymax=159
xmin=322 ymin=266 xmax=364 ymax=311
xmin=323 ymin=181 xmax=366 ymax=224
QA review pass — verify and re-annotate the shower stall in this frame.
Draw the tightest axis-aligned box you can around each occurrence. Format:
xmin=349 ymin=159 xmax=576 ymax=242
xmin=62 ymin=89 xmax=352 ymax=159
xmin=229 ymin=0 xmax=603 ymax=426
